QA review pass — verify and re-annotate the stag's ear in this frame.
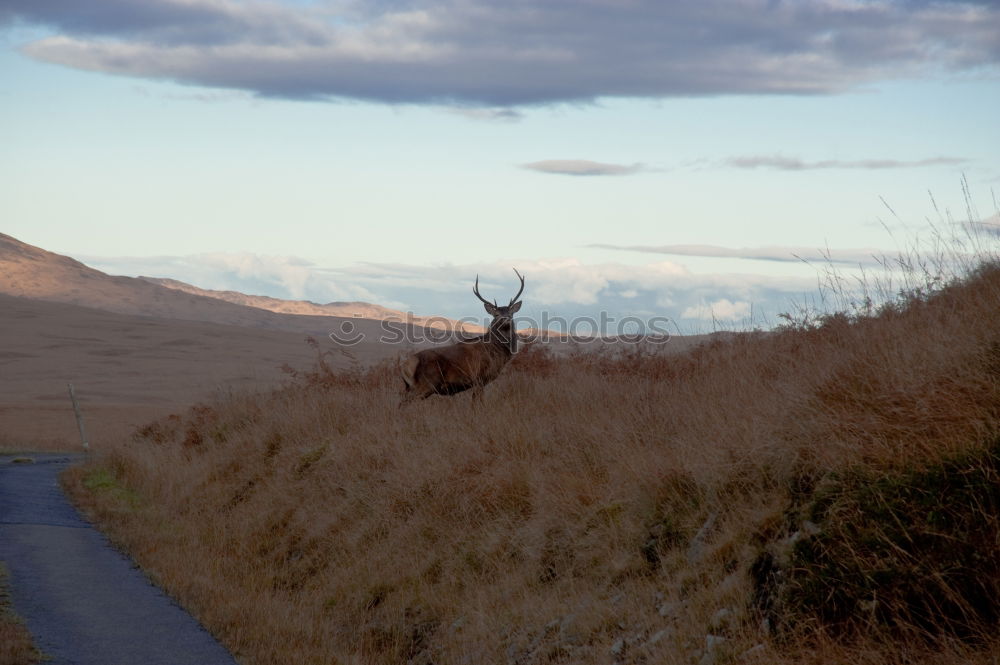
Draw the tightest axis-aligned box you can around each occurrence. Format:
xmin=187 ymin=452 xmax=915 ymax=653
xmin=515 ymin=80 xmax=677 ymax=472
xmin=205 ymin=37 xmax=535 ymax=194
xmin=484 ymin=302 xmax=500 ymax=316
xmin=509 ymin=301 xmax=522 ymax=314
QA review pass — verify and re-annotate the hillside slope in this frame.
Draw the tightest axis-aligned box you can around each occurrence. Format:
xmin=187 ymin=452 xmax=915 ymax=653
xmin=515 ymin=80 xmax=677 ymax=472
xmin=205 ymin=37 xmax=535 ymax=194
xmin=0 ymin=233 xmax=429 ymax=340
xmin=0 ymin=292 xmax=332 ymax=448
xmin=66 ymin=259 xmax=1000 ymax=663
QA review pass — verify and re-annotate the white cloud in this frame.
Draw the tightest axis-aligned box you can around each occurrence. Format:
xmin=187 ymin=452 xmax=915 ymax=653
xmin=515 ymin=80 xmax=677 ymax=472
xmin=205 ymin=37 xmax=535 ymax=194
xmin=80 ymin=251 xmax=814 ymax=331
xmin=592 ymin=242 xmax=889 ymax=266
xmin=81 ymin=252 xmax=384 ymax=304
xmin=726 ymin=154 xmax=969 ymax=171
xmin=196 ymin=252 xmax=314 ymax=299
xmin=681 ymin=299 xmax=752 ymax=321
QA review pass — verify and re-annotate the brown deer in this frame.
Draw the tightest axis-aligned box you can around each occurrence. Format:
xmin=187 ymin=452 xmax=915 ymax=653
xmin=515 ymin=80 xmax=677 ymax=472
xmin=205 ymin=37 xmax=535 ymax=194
xmin=401 ymin=269 xmax=525 ymax=404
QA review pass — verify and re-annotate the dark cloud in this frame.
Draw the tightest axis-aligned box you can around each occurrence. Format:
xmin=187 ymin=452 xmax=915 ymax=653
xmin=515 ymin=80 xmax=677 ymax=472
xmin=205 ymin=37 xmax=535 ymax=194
xmin=522 ymin=160 xmax=644 ymax=176
xmin=591 ymin=243 xmax=887 ymax=265
xmin=5 ymin=0 xmax=1000 ymax=106
xmin=0 ymin=0 xmax=328 ymax=46
xmin=727 ymin=155 xmax=970 ymax=170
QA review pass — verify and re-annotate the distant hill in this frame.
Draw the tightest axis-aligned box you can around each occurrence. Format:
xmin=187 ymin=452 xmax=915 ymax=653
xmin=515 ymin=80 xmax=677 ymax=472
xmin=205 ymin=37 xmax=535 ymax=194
xmin=0 ymin=232 xmax=448 ymax=447
xmin=0 ymin=231 xmax=703 ymax=351
xmin=0 ymin=232 xmax=464 ymax=339
xmin=138 ymin=276 xmax=479 ymax=332
xmin=0 ymin=289 xmax=355 ymax=448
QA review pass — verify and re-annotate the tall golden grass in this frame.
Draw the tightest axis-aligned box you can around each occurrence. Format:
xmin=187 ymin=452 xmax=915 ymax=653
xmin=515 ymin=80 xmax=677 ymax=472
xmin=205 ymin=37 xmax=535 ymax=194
xmin=66 ymin=244 xmax=1000 ymax=664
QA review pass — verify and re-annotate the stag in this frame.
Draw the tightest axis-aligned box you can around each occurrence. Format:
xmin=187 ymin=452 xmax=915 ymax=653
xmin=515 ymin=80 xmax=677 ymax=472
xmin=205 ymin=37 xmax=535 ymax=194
xmin=401 ymin=269 xmax=525 ymax=404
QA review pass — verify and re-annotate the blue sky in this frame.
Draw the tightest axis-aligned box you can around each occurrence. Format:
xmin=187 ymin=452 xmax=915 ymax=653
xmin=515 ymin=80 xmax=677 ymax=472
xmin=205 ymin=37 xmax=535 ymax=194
xmin=2 ymin=1 xmax=998 ymax=332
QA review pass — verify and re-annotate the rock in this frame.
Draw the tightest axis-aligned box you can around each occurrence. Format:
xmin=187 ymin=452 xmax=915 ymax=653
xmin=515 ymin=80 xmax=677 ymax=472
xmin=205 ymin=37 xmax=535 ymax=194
xmin=647 ymin=629 xmax=670 ymax=645
xmin=610 ymin=637 xmax=626 ymax=656
xmin=709 ymin=607 xmax=732 ymax=631
xmin=687 ymin=512 xmax=719 ymax=563
xmin=705 ymin=634 xmax=726 ymax=650
xmin=658 ymin=600 xmax=681 ymax=618
xmin=698 ymin=634 xmax=727 ymax=665
xmin=558 ymin=614 xmax=582 ymax=646
xmin=740 ymin=643 xmax=766 ymax=660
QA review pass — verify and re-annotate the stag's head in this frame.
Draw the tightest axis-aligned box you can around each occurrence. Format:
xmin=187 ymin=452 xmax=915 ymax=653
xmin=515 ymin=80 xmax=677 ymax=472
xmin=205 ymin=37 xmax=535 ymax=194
xmin=474 ymin=268 xmax=525 ymax=353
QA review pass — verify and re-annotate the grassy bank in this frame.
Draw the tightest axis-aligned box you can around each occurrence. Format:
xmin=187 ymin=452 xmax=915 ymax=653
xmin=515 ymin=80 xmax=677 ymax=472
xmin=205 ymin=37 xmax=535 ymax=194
xmin=65 ymin=261 xmax=1000 ymax=664
xmin=0 ymin=563 xmax=43 ymax=665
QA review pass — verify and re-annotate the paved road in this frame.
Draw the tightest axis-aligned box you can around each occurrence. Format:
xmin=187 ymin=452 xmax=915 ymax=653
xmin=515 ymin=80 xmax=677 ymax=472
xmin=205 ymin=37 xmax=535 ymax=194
xmin=0 ymin=454 xmax=238 ymax=665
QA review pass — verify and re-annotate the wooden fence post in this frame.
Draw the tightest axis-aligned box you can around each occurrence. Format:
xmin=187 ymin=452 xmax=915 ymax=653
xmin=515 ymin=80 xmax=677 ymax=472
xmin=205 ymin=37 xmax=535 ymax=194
xmin=67 ymin=383 xmax=89 ymax=451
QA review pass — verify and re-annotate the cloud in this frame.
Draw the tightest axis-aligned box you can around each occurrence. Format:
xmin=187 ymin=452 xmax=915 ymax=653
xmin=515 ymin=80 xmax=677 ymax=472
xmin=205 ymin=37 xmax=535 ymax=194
xmin=681 ymin=299 xmax=752 ymax=321
xmin=5 ymin=0 xmax=999 ymax=106
xmin=449 ymin=107 xmax=524 ymax=122
xmin=81 ymin=252 xmax=385 ymax=304
xmin=962 ymin=213 xmax=1000 ymax=236
xmin=521 ymin=160 xmax=644 ymax=177
xmin=592 ymin=243 xmax=888 ymax=266
xmin=80 ymin=252 xmax=815 ymax=330
xmin=726 ymin=155 xmax=970 ymax=170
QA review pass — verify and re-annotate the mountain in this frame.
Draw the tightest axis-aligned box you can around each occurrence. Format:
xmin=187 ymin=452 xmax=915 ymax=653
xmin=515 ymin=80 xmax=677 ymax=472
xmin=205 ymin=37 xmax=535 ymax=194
xmin=0 ymin=232 xmax=461 ymax=339
xmin=0 ymin=232 xmax=435 ymax=448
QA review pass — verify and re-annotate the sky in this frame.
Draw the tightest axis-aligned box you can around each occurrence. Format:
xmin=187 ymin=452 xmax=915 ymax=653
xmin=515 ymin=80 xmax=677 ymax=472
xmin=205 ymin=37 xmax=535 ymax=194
xmin=2 ymin=0 xmax=999 ymax=334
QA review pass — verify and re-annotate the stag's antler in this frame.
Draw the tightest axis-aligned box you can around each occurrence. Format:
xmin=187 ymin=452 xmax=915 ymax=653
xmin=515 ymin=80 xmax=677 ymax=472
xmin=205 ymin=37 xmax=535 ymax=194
xmin=509 ymin=268 xmax=525 ymax=306
xmin=473 ymin=275 xmax=497 ymax=307
xmin=474 ymin=270 xmax=525 ymax=308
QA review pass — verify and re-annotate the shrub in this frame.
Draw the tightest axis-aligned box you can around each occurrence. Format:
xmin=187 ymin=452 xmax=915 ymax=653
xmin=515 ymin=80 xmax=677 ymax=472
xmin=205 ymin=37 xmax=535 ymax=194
xmin=755 ymin=438 xmax=1000 ymax=641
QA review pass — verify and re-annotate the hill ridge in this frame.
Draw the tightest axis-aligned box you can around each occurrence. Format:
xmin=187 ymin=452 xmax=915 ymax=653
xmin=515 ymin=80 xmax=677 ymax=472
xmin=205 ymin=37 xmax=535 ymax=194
xmin=0 ymin=232 xmax=470 ymax=336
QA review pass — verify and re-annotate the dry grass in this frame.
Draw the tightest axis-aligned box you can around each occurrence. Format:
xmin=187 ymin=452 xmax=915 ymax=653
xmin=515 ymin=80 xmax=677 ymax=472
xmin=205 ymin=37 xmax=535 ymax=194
xmin=63 ymin=258 xmax=1000 ymax=664
xmin=0 ymin=563 xmax=43 ymax=665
